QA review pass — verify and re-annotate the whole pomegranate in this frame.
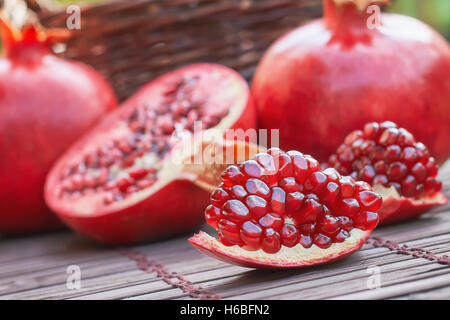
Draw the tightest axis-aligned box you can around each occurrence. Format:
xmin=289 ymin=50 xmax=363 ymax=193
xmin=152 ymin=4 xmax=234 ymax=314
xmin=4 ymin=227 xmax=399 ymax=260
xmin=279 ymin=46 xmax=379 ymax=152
xmin=0 ymin=20 xmax=117 ymax=234
xmin=252 ymin=0 xmax=450 ymax=164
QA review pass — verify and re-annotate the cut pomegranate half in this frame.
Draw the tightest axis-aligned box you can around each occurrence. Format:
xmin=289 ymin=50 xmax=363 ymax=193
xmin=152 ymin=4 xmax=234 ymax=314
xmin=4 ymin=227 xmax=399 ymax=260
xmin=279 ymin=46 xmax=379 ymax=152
xmin=189 ymin=148 xmax=381 ymax=268
xmin=45 ymin=64 xmax=257 ymax=244
xmin=328 ymin=121 xmax=448 ymax=225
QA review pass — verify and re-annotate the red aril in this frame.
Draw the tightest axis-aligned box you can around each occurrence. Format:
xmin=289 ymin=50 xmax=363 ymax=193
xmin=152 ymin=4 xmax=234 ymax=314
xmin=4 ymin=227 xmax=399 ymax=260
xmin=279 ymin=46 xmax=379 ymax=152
xmin=189 ymin=148 xmax=381 ymax=268
xmin=45 ymin=63 xmax=257 ymax=244
xmin=328 ymin=121 xmax=448 ymax=224
xmin=252 ymin=0 xmax=450 ymax=164
xmin=0 ymin=18 xmax=117 ymax=234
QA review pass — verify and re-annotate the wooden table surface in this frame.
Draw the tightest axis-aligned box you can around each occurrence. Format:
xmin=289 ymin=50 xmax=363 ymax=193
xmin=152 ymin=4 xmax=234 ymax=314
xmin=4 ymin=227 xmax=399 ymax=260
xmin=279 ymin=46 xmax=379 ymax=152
xmin=1 ymin=165 xmax=449 ymax=300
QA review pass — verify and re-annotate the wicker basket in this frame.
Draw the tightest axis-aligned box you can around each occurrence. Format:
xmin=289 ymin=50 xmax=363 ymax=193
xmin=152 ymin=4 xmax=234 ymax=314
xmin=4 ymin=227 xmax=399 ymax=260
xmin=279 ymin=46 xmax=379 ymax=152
xmin=31 ymin=0 xmax=323 ymax=101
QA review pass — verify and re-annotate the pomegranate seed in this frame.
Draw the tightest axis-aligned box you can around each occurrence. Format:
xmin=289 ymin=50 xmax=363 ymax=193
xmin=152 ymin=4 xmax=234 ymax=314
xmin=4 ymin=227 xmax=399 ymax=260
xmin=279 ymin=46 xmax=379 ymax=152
xmin=218 ymin=219 xmax=242 ymax=245
xmin=384 ymin=145 xmax=401 ymax=162
xmin=259 ymin=213 xmax=283 ymax=231
xmin=279 ymin=177 xmax=302 ymax=193
xmin=299 ymin=234 xmax=313 ymax=248
xmin=304 ymin=172 xmax=328 ymax=194
xmin=294 ymin=198 xmax=323 ymax=224
xmin=387 ymin=162 xmax=408 ymax=181
xmin=313 ymin=233 xmax=332 ymax=249
xmin=205 ymin=205 xmax=220 ymax=229
xmin=335 ymin=229 xmax=350 ymax=243
xmin=281 ymin=224 xmax=300 ymax=247
xmin=245 ymin=195 xmax=268 ymax=220
xmin=245 ymin=178 xmax=270 ymax=198
xmin=270 ymin=187 xmax=286 ymax=214
xmin=338 ymin=216 xmax=353 ymax=231
xmin=230 ymin=185 xmax=248 ymax=200
xmin=261 ymin=228 xmax=281 ymax=254
xmin=402 ymin=175 xmax=418 ymax=198
xmin=211 ymin=188 xmax=230 ymax=207
xmin=363 ymin=122 xmax=380 ymax=139
xmin=286 ymin=191 xmax=305 ymax=214
xmin=354 ymin=211 xmax=379 ymax=230
xmin=240 ymin=221 xmax=263 ymax=250
xmin=222 ymin=166 xmax=245 ymax=187
xmin=358 ymin=191 xmax=382 ymax=211
xmin=222 ymin=200 xmax=250 ymax=223
xmin=340 ymin=198 xmax=361 ymax=218
xmin=317 ymin=215 xmax=341 ymax=236
xmin=128 ymin=168 xmax=149 ymax=180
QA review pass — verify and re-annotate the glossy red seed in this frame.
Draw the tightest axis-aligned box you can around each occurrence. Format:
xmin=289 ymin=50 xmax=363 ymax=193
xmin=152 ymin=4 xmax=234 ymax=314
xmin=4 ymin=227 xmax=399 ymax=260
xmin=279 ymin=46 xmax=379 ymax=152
xmin=245 ymin=178 xmax=270 ymax=198
xmin=279 ymin=177 xmax=302 ymax=193
xmin=299 ymin=234 xmax=313 ymax=248
xmin=338 ymin=216 xmax=353 ymax=232
xmin=358 ymin=191 xmax=383 ymax=211
xmin=411 ymin=162 xmax=427 ymax=182
xmin=245 ymin=195 xmax=268 ymax=219
xmin=116 ymin=178 xmax=132 ymax=193
xmin=373 ymin=174 xmax=389 ymax=186
xmin=222 ymin=200 xmax=250 ymax=223
xmin=259 ymin=213 xmax=283 ymax=231
xmin=387 ymin=162 xmax=408 ymax=181
xmin=294 ymin=199 xmax=323 ymax=224
xmin=363 ymin=122 xmax=380 ymax=139
xmin=384 ymin=145 xmax=401 ymax=162
xmin=205 ymin=205 xmax=220 ymax=229
xmin=374 ymin=160 xmax=388 ymax=174
xmin=402 ymin=175 xmax=418 ymax=198
xmin=400 ymin=147 xmax=417 ymax=167
xmin=221 ymin=165 xmax=245 ymax=187
xmin=339 ymin=177 xmax=355 ymax=198
xmin=345 ymin=130 xmax=363 ymax=146
xmin=335 ymin=229 xmax=350 ymax=243
xmin=353 ymin=211 xmax=379 ymax=230
xmin=323 ymin=182 xmax=340 ymax=207
xmin=240 ymin=221 xmax=263 ymax=250
xmin=261 ymin=228 xmax=281 ymax=254
xmin=270 ymin=187 xmax=286 ymax=214
xmin=340 ymin=198 xmax=361 ymax=218
xmin=317 ymin=215 xmax=341 ymax=236
xmin=304 ymin=172 xmax=328 ymax=194
xmin=298 ymin=223 xmax=315 ymax=235
xmin=313 ymin=233 xmax=332 ymax=249
xmin=425 ymin=158 xmax=438 ymax=177
xmin=230 ymin=185 xmax=247 ymax=200
xmin=241 ymin=160 xmax=265 ymax=179
xmin=276 ymin=153 xmax=294 ymax=179
xmin=379 ymin=128 xmax=399 ymax=146
xmin=210 ymin=188 xmax=229 ymax=206
xmin=290 ymin=152 xmax=309 ymax=183
xmin=281 ymin=224 xmax=300 ymax=247
xmin=359 ymin=165 xmax=376 ymax=183
xmin=128 ymin=168 xmax=149 ymax=180
xmin=286 ymin=192 xmax=305 ymax=214
xmin=323 ymin=168 xmax=341 ymax=182
xmin=218 ymin=219 xmax=242 ymax=245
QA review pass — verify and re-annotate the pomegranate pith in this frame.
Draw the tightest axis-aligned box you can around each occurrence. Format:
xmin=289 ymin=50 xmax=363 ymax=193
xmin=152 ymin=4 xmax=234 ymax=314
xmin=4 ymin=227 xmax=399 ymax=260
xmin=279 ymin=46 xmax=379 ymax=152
xmin=196 ymin=148 xmax=381 ymax=258
xmin=328 ymin=121 xmax=448 ymax=224
xmin=45 ymin=63 xmax=256 ymax=244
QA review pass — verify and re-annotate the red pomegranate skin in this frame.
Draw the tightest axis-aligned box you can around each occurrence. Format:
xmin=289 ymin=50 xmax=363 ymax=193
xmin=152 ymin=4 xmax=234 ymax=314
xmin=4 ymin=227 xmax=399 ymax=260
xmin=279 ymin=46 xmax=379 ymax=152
xmin=252 ymin=0 xmax=450 ymax=164
xmin=0 ymin=25 xmax=117 ymax=234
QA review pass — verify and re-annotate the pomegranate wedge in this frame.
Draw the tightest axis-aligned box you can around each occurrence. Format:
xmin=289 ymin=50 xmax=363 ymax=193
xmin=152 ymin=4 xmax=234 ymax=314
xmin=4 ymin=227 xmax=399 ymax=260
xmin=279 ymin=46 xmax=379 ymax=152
xmin=45 ymin=64 xmax=256 ymax=244
xmin=328 ymin=121 xmax=448 ymax=225
xmin=189 ymin=148 xmax=381 ymax=268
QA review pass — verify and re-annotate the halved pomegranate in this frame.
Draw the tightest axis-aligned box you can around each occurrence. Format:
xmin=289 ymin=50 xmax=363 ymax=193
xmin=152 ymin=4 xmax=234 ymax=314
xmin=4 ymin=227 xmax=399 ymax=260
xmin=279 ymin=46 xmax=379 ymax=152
xmin=189 ymin=148 xmax=381 ymax=268
xmin=328 ymin=121 xmax=448 ymax=225
xmin=45 ymin=64 xmax=257 ymax=244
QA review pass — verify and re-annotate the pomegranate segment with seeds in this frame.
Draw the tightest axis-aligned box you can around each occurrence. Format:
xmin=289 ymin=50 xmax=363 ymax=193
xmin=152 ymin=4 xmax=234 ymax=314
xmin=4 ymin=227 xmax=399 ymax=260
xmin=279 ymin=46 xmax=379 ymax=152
xmin=189 ymin=148 xmax=380 ymax=268
xmin=45 ymin=64 xmax=256 ymax=244
xmin=328 ymin=121 xmax=448 ymax=224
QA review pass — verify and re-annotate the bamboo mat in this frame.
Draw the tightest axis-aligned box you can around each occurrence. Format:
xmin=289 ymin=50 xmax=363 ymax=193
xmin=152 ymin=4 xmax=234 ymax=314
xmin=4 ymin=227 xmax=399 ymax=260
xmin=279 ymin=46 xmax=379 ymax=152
xmin=1 ymin=165 xmax=449 ymax=300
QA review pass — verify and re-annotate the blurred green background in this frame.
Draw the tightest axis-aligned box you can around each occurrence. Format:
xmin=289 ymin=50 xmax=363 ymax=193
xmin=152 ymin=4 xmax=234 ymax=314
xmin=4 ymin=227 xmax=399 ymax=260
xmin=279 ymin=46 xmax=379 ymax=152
xmin=390 ymin=0 xmax=450 ymax=40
